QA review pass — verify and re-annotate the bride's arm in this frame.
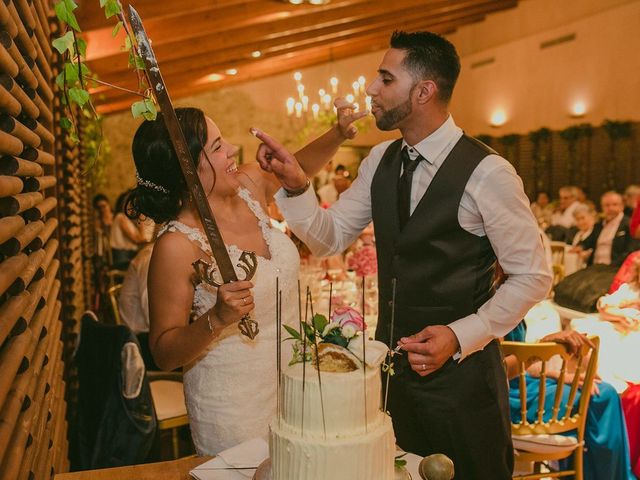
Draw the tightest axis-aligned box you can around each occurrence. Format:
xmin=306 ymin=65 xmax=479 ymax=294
xmin=147 ymin=233 xmax=254 ymax=371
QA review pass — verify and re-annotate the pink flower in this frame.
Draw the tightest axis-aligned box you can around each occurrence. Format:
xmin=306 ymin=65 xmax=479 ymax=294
xmin=331 ymin=306 xmax=366 ymax=338
xmin=348 ymin=246 xmax=377 ymax=277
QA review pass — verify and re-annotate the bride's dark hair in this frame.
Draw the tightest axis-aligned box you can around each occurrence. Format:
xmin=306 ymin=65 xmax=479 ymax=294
xmin=126 ymin=107 xmax=211 ymax=224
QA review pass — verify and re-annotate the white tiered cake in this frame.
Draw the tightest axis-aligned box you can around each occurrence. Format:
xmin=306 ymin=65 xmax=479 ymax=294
xmin=269 ymin=341 xmax=396 ymax=480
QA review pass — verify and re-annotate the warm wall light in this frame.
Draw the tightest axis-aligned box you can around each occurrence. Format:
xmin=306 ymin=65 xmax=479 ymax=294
xmin=570 ymin=101 xmax=587 ymax=117
xmin=489 ymin=109 xmax=507 ymax=127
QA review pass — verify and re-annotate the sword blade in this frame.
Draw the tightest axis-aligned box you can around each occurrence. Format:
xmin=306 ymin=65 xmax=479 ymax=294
xmin=128 ymin=5 xmax=237 ymax=283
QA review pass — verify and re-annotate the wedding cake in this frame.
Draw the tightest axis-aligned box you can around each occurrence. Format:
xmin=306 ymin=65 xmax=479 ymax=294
xmin=268 ymin=307 xmax=396 ymax=480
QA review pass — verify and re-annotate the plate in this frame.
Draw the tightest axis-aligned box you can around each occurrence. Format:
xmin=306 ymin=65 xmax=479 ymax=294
xmin=252 ymin=459 xmax=412 ymax=479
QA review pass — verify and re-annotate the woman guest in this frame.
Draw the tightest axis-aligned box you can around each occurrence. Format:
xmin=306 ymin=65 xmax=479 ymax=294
xmin=125 ymin=105 xmax=363 ymax=455
xmin=504 ymin=323 xmax=635 ymax=480
xmin=110 ymin=190 xmax=147 ymax=270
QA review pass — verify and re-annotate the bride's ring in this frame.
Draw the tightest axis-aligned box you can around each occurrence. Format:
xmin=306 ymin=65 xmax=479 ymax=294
xmin=242 ymin=297 xmax=247 ymax=305
xmin=421 ymin=363 xmax=426 ymax=371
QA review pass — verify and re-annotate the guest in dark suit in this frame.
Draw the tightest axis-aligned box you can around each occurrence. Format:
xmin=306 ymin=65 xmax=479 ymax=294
xmin=579 ymin=191 xmax=639 ymax=267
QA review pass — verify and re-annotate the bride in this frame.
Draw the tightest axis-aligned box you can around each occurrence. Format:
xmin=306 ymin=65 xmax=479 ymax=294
xmin=125 ymin=106 xmax=362 ymax=455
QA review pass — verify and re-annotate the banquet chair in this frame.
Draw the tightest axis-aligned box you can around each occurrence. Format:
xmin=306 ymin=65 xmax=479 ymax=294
xmin=550 ymin=242 xmax=566 ymax=285
xmin=107 ymin=284 xmax=123 ymax=326
xmin=501 ymin=336 xmax=599 ymax=480
xmin=107 ymin=268 xmax=127 ymax=288
xmin=147 ymin=371 xmax=190 ymax=459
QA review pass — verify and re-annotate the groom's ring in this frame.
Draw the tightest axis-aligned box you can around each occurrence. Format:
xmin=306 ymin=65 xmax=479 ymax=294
xmin=242 ymin=297 xmax=247 ymax=305
xmin=421 ymin=364 xmax=426 ymax=371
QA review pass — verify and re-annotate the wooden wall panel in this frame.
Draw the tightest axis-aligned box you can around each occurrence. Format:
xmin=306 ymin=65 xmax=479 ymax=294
xmin=0 ymin=0 xmax=83 ymax=477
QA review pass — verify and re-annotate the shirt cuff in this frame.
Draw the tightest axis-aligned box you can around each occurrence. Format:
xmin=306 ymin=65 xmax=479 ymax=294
xmin=274 ymin=186 xmax=318 ymax=222
xmin=447 ymin=313 xmax=492 ymax=361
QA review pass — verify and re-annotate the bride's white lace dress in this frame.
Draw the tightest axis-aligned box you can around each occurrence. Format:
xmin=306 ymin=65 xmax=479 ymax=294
xmin=158 ymin=188 xmax=300 ymax=455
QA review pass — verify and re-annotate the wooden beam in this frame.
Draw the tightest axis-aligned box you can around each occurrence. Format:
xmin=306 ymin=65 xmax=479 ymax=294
xmin=94 ymin=11 xmax=494 ymax=114
xmin=109 ymin=0 xmax=515 ymax=84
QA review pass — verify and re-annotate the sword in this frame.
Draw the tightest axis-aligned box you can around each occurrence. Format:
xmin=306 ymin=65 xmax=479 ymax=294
xmin=128 ymin=6 xmax=259 ymax=339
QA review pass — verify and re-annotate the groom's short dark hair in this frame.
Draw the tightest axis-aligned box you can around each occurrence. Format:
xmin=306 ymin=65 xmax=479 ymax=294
xmin=390 ymin=31 xmax=460 ymax=104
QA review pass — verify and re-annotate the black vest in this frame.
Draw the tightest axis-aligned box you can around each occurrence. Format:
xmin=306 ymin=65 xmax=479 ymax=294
xmin=372 ymin=135 xmax=498 ymax=347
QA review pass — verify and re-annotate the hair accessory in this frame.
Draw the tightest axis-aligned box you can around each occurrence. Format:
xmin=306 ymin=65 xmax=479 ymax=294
xmin=135 ymin=172 xmax=170 ymax=194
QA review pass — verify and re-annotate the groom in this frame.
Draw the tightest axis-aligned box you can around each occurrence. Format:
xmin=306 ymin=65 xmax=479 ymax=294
xmin=255 ymin=31 xmax=551 ymax=479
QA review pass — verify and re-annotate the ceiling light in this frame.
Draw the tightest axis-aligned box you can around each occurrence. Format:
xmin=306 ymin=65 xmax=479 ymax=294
xmin=251 ymin=50 xmax=262 ymax=58
xmin=489 ymin=109 xmax=507 ymax=127
xmin=225 ymin=68 xmax=238 ymax=75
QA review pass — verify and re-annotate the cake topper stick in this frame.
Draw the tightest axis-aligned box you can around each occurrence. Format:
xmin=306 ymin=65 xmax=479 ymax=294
xmin=275 ymin=278 xmax=280 ymax=426
xmin=362 ymin=275 xmax=368 ymax=433
xmin=277 ymin=287 xmax=283 ymax=428
xmin=383 ymin=278 xmax=398 ymax=414
xmin=128 ymin=6 xmax=259 ymax=340
xmin=328 ymin=281 xmax=333 ymax=319
xmin=309 ymin=288 xmax=327 ymax=439
xmin=297 ymin=279 xmax=302 ymax=337
xmin=301 ymin=287 xmax=309 ymax=437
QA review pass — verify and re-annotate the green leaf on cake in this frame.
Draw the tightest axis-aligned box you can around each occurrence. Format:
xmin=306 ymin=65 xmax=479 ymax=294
xmin=283 ymin=325 xmax=302 ymax=341
xmin=312 ymin=313 xmax=328 ymax=333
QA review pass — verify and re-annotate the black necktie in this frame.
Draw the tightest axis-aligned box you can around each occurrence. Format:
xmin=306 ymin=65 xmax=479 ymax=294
xmin=398 ymin=148 xmax=424 ymax=229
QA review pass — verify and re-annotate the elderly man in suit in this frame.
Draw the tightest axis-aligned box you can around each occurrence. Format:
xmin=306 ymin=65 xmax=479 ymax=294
xmin=580 ymin=191 xmax=639 ymax=267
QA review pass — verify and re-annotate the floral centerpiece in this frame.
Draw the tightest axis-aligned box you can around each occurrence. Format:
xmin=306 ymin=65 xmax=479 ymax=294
xmin=284 ymin=306 xmax=389 ymax=372
xmin=285 ymin=306 xmax=367 ymax=371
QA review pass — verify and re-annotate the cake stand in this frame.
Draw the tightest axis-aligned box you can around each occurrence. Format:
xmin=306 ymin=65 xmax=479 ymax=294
xmin=253 ymin=459 xmax=412 ymax=479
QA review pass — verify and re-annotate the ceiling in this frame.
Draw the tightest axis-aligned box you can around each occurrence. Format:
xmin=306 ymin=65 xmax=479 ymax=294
xmin=75 ymin=0 xmax=519 ymax=115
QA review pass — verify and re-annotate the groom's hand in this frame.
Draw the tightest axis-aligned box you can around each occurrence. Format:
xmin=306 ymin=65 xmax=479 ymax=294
xmin=398 ymin=325 xmax=460 ymax=377
xmin=334 ymin=97 xmax=369 ymax=140
xmin=251 ymin=128 xmax=308 ymax=192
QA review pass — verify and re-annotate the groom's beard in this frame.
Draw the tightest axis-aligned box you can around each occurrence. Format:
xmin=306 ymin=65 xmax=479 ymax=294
xmin=374 ymin=97 xmax=413 ymax=131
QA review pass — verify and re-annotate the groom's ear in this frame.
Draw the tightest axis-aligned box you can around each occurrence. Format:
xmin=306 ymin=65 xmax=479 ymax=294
xmin=415 ymin=80 xmax=437 ymax=105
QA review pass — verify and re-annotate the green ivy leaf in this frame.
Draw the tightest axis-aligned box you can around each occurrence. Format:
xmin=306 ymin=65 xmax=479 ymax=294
xmin=64 ymin=62 xmax=79 ymax=83
xmin=60 ymin=117 xmax=72 ymax=130
xmin=68 ymin=87 xmax=89 ymax=106
xmin=55 ymin=71 xmax=65 ymax=89
xmin=312 ymin=314 xmax=328 ymax=334
xmin=123 ymin=35 xmax=132 ymax=52
xmin=142 ymin=98 xmax=157 ymax=120
xmin=283 ymin=325 xmax=302 ymax=341
xmin=76 ymin=38 xmax=87 ymax=57
xmin=104 ymin=0 xmax=121 ymax=18
xmin=112 ymin=21 xmax=123 ymax=37
xmin=133 ymin=55 xmax=146 ymax=70
xmin=52 ymin=31 xmax=75 ymax=55
xmin=69 ymin=129 xmax=79 ymax=143
xmin=131 ymin=98 xmax=157 ymax=121
xmin=54 ymin=0 xmax=81 ymax=31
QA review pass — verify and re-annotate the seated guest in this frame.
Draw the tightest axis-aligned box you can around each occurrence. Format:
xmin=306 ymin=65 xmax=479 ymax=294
xmin=110 ymin=190 xmax=147 ymax=270
xmin=551 ymin=186 xmax=582 ymax=229
xmin=530 ymin=191 xmax=553 ymax=229
xmin=631 ymin=197 xmax=640 ymax=240
xmin=578 ymin=191 xmax=638 ymax=267
xmin=317 ymin=164 xmax=351 ymax=206
xmin=570 ymin=204 xmax=596 ymax=247
xmin=623 ymin=185 xmax=640 ymax=217
xmin=119 ymin=244 xmax=153 ymax=334
xmin=610 ymin=251 xmax=640 ymax=294
xmin=571 ymin=255 xmax=640 ymax=391
xmin=504 ymin=323 xmax=635 ymax=480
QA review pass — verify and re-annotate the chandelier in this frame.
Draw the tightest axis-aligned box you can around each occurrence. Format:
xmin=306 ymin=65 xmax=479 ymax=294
xmin=285 ymin=71 xmax=371 ymax=124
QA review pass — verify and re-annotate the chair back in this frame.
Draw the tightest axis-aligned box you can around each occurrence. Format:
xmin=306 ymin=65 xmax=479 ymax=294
xmin=550 ymin=242 xmax=566 ymax=285
xmin=107 ymin=269 xmax=127 ymax=288
xmin=107 ymin=284 xmax=123 ymax=326
xmin=501 ymin=336 xmax=599 ymax=441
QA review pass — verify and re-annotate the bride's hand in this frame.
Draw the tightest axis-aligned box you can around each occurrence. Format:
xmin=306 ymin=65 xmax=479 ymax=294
xmin=213 ymin=280 xmax=255 ymax=326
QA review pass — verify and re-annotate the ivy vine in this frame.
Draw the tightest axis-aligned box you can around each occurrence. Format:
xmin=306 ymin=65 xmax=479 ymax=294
xmin=498 ymin=134 xmax=520 ymax=171
xmin=559 ymin=124 xmax=592 ymax=186
xmin=602 ymin=120 xmax=632 ymax=190
xmin=529 ymin=127 xmax=552 ymax=193
xmin=51 ymin=0 xmax=157 ymax=181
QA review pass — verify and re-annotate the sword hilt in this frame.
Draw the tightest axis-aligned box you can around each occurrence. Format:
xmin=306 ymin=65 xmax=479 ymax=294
xmin=192 ymin=251 xmax=259 ymax=339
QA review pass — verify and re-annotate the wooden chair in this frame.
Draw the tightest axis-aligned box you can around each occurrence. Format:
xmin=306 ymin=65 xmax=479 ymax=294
xmin=550 ymin=242 xmax=567 ymax=285
xmin=107 ymin=268 xmax=127 ymax=288
xmin=147 ymin=371 xmax=190 ymax=459
xmin=501 ymin=336 xmax=599 ymax=480
xmin=107 ymin=284 xmax=123 ymax=326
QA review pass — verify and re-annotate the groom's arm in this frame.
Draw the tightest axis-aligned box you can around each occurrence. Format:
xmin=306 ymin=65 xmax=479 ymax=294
xmin=276 ymin=144 xmax=388 ymax=257
xmin=294 ymin=99 xmax=368 ymax=178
